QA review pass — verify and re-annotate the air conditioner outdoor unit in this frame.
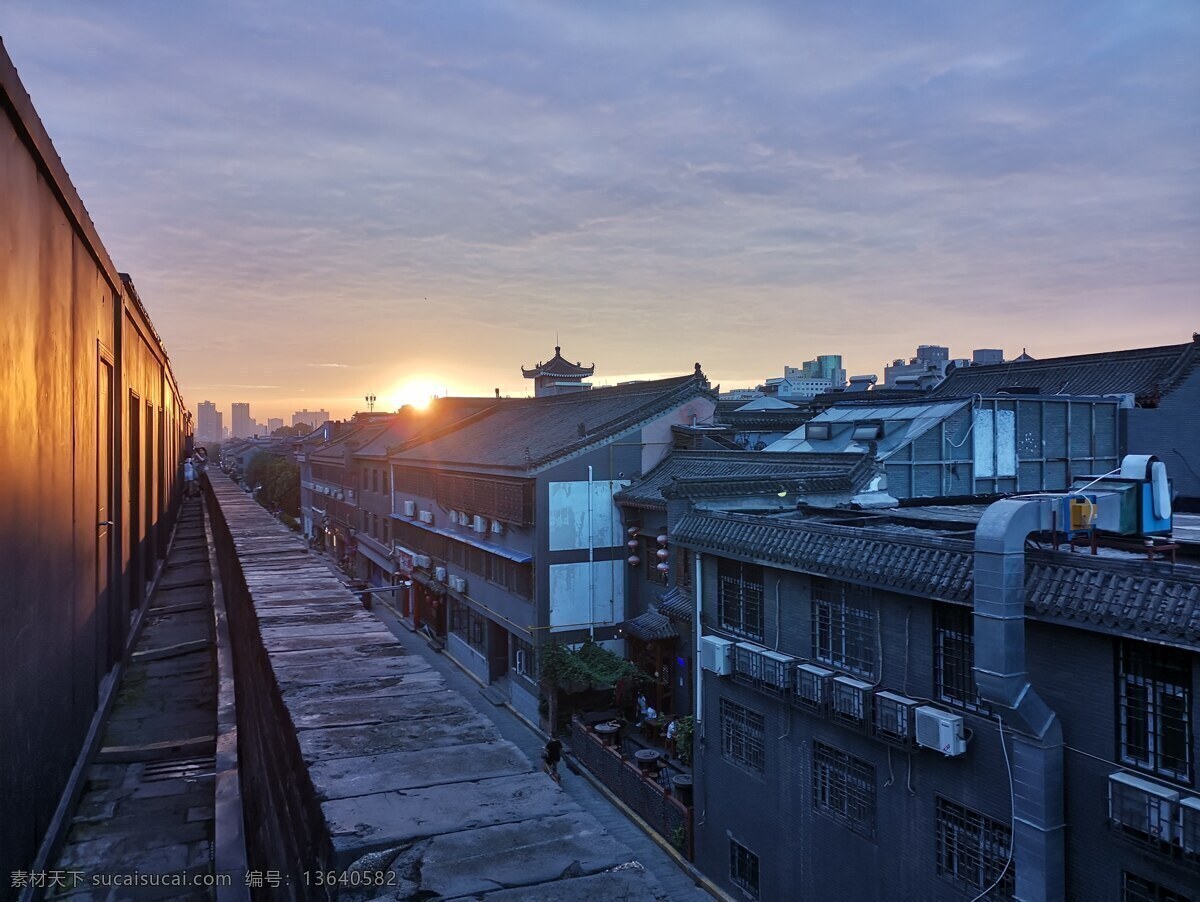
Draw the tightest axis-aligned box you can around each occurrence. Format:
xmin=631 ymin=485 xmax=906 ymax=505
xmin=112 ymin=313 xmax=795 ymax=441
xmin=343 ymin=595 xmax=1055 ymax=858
xmin=760 ymin=650 xmax=794 ymax=692
xmin=449 ymin=575 xmax=467 ymax=593
xmin=473 ymin=515 xmax=487 ymax=533
xmin=795 ymin=663 xmax=834 ymax=710
xmin=874 ymin=691 xmax=919 ymax=745
xmin=1108 ymin=772 xmax=1178 ymax=842
xmin=491 ymin=520 xmax=504 ymax=535
xmin=831 ymin=676 xmax=873 ymax=728
xmin=434 ymin=566 xmax=448 ymax=582
xmin=699 ymin=635 xmax=735 ymax=676
xmin=413 ymin=554 xmax=432 ymax=569
xmin=1179 ymin=796 xmax=1200 ymax=855
xmin=419 ymin=510 xmax=434 ymax=524
xmin=915 ymin=706 xmax=967 ymax=756
xmin=734 ymin=642 xmax=766 ymax=683
xmin=403 ymin=500 xmax=416 ymax=517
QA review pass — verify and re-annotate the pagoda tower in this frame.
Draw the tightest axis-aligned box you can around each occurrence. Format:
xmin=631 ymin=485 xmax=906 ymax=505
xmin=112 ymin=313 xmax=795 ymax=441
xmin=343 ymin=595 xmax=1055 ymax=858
xmin=521 ymin=345 xmax=595 ymax=397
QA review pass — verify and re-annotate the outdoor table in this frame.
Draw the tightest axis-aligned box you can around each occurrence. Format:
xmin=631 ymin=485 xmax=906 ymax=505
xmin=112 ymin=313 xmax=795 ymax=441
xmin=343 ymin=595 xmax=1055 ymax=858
xmin=634 ymin=748 xmax=663 ymax=772
xmin=594 ymin=721 xmax=620 ymax=746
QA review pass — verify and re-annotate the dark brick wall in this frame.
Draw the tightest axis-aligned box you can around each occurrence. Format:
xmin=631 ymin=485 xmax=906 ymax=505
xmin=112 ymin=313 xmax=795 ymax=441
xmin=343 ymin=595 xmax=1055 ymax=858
xmin=691 ymin=550 xmax=1200 ymax=901
xmin=206 ymin=482 xmax=337 ymax=901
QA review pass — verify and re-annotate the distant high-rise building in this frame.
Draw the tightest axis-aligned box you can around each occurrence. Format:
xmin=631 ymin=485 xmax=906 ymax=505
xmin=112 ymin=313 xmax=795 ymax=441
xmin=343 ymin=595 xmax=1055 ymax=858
xmin=232 ymin=402 xmax=252 ymax=438
xmin=972 ymin=348 xmax=1005 ymax=366
xmin=292 ymin=409 xmax=329 ymax=429
xmin=197 ymin=400 xmax=222 ymax=443
xmin=267 ymin=417 xmax=283 ymax=433
xmin=884 ymin=345 xmax=956 ymax=388
xmin=768 ymin=355 xmax=847 ymax=400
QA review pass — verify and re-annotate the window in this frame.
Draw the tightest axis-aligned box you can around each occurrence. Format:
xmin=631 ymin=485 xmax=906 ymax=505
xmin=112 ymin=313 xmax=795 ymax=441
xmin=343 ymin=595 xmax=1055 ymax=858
xmin=935 ymin=603 xmax=989 ymax=713
xmin=512 ymin=636 xmax=534 ymax=680
xmin=812 ymin=742 xmax=875 ymax=837
xmin=1122 ymin=871 xmax=1191 ymax=902
xmin=729 ymin=839 xmax=760 ymax=899
xmin=718 ymin=558 xmax=764 ymax=641
xmin=720 ymin=697 xmax=765 ymax=773
xmin=1118 ymin=640 xmax=1192 ymax=783
xmin=382 ymin=471 xmax=389 ymax=494
xmin=935 ymin=798 xmax=1014 ymax=900
xmin=676 ymin=547 xmax=694 ymax=590
xmin=812 ymin=578 xmax=877 ymax=678
xmin=450 ymin=600 xmax=487 ymax=653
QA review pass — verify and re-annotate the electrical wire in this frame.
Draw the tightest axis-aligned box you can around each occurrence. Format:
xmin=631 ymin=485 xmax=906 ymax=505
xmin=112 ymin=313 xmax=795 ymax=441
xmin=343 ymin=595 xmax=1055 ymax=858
xmin=968 ymin=715 xmax=1015 ymax=902
xmin=945 ymin=395 xmax=984 ymax=449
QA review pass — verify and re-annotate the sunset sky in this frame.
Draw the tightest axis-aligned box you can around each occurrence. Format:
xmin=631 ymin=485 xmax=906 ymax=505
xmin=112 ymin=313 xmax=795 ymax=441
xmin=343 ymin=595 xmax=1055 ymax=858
xmin=2 ymin=1 xmax=1196 ymax=423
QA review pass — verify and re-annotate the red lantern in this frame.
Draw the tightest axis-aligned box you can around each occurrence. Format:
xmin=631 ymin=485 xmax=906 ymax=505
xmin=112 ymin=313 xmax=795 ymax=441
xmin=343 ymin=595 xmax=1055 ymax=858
xmin=656 ymin=548 xmax=669 ymax=561
xmin=628 ymin=555 xmax=640 ymax=566
xmin=656 ymin=562 xmax=670 ymax=573
xmin=657 ymin=534 xmax=668 ymax=546
xmin=627 ymin=539 xmax=639 ymax=550
xmin=627 ymin=526 xmax=639 ymax=536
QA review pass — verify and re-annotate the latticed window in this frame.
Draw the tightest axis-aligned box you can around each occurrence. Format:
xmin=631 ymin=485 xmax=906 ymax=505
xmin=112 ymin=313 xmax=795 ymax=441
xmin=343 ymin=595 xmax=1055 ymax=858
xmin=1122 ymin=871 xmax=1191 ymax=902
xmin=729 ymin=838 xmax=760 ymax=899
xmin=935 ymin=798 xmax=1014 ymax=900
xmin=1118 ymin=640 xmax=1192 ymax=783
xmin=718 ymin=558 xmax=764 ymax=641
xmin=676 ymin=547 xmax=694 ymax=590
xmin=812 ymin=742 xmax=875 ymax=837
xmin=720 ymin=697 xmax=765 ymax=773
xmin=812 ymin=578 xmax=877 ymax=678
xmin=450 ymin=600 xmax=487 ymax=653
xmin=935 ymin=603 xmax=989 ymax=713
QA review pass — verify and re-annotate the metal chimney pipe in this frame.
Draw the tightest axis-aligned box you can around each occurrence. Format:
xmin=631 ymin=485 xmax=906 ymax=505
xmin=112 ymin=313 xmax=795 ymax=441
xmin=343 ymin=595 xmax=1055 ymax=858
xmin=973 ymin=499 xmax=1065 ymax=902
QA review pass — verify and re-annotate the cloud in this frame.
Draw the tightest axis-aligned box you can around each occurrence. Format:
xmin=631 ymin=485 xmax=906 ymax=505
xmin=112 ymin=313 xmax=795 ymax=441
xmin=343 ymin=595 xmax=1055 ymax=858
xmin=2 ymin=0 xmax=1196 ymax=418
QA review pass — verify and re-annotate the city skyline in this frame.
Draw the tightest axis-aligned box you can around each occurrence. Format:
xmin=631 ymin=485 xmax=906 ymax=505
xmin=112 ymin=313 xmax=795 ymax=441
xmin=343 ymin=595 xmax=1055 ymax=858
xmin=1 ymin=1 xmax=1195 ymax=421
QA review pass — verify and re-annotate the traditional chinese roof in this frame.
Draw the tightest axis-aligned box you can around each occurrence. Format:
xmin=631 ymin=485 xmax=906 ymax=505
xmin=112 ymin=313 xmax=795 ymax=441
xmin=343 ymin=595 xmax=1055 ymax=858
xmin=613 ymin=451 xmax=872 ymax=510
xmin=930 ymin=337 xmax=1200 ymax=406
xmin=619 ymin=609 xmax=679 ymax=642
xmin=657 ymin=586 xmax=695 ymax=624
xmin=521 ymin=345 xmax=595 ymax=380
xmin=672 ymin=510 xmax=1200 ymax=649
xmin=392 ymin=371 xmax=713 ymax=471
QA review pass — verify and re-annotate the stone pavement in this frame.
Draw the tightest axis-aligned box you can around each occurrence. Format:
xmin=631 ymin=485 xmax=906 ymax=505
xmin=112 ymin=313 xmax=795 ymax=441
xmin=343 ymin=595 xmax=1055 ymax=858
xmin=48 ymin=498 xmax=217 ymax=900
xmin=366 ymin=600 xmax=712 ymax=902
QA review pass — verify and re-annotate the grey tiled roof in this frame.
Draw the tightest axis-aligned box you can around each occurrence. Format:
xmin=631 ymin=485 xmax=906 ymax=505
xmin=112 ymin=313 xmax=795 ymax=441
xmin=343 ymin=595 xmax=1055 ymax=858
xmin=619 ymin=610 xmax=679 ymax=642
xmin=657 ymin=586 xmax=695 ymax=624
xmin=614 ymin=451 xmax=872 ymax=510
xmin=393 ymin=373 xmax=712 ymax=471
xmin=673 ymin=511 xmax=1200 ymax=647
xmin=930 ymin=339 xmax=1199 ymax=405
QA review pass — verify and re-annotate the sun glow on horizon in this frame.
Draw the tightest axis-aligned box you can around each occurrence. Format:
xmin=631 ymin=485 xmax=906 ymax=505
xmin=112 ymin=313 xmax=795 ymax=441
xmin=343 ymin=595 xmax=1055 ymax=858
xmin=385 ymin=379 xmax=441 ymax=411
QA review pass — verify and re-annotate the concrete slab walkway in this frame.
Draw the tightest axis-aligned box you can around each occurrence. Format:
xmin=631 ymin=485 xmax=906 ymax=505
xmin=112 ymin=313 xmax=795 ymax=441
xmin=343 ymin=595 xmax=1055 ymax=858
xmin=364 ymin=599 xmax=712 ymax=902
xmin=48 ymin=498 xmax=217 ymax=901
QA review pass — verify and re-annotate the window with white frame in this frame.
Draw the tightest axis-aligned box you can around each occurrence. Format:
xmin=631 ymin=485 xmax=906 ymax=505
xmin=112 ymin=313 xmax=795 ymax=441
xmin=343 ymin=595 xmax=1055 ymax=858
xmin=812 ymin=742 xmax=876 ymax=838
xmin=812 ymin=578 xmax=877 ymax=678
xmin=1118 ymin=640 xmax=1192 ymax=783
xmin=935 ymin=603 xmax=989 ymax=713
xmin=720 ymin=697 xmax=765 ymax=773
xmin=935 ymin=797 xmax=1014 ymax=900
xmin=718 ymin=557 xmax=764 ymax=641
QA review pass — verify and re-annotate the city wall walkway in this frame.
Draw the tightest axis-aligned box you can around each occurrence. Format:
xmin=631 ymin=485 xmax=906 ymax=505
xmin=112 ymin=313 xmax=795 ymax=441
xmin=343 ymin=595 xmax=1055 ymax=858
xmin=46 ymin=498 xmax=218 ymax=900
xmin=205 ymin=476 xmax=676 ymax=899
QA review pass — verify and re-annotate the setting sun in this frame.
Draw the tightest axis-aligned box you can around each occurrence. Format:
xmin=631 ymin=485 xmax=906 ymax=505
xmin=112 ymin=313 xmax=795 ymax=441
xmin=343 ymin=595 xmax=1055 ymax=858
xmin=386 ymin=379 xmax=440 ymax=411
